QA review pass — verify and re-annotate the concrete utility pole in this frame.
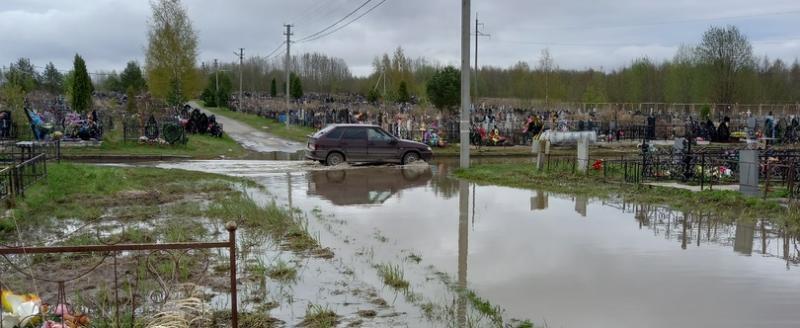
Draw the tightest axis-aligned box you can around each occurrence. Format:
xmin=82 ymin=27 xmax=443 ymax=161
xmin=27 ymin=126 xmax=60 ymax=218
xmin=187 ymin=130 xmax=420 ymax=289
xmin=460 ymin=0 xmax=471 ymax=168
xmin=214 ymin=59 xmax=219 ymax=104
xmin=235 ymin=48 xmax=244 ymax=111
xmin=284 ymin=24 xmax=293 ymax=127
xmin=474 ymin=13 xmax=490 ymax=103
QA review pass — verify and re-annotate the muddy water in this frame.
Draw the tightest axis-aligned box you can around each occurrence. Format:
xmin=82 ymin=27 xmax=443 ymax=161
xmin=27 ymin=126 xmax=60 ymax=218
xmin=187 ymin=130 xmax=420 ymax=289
xmin=164 ymin=159 xmax=800 ymax=328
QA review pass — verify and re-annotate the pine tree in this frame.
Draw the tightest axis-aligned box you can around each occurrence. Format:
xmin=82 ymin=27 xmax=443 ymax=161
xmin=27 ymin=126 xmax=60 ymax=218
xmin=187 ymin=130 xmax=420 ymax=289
xmin=270 ymin=78 xmax=278 ymax=97
xmin=397 ymin=81 xmax=410 ymax=103
xmin=42 ymin=62 xmax=64 ymax=94
xmin=290 ymin=74 xmax=303 ymax=99
xmin=70 ymin=54 xmax=94 ymax=113
xmin=120 ymin=61 xmax=147 ymax=93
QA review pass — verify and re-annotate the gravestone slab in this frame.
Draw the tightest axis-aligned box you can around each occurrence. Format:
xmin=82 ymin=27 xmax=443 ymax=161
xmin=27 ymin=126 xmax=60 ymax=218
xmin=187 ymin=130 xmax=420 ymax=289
xmin=739 ymin=149 xmax=759 ymax=196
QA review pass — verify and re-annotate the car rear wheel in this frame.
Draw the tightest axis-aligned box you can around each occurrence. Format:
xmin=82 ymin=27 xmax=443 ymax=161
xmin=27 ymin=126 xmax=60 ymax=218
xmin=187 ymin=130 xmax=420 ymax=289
xmin=326 ymin=152 xmax=345 ymax=166
xmin=402 ymin=151 xmax=420 ymax=165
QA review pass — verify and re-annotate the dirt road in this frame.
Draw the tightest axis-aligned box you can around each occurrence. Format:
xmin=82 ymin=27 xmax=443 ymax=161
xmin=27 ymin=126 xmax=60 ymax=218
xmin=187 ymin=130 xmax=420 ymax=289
xmin=189 ymin=101 xmax=304 ymax=153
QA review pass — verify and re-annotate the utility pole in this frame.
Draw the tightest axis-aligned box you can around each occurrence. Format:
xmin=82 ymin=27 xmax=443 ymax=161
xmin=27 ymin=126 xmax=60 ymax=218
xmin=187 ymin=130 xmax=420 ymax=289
xmin=284 ymin=24 xmax=293 ymax=127
xmin=234 ymin=48 xmax=244 ymax=112
xmin=474 ymin=13 xmax=490 ymax=104
xmin=460 ymin=0 xmax=471 ymax=168
xmin=214 ymin=59 xmax=219 ymax=106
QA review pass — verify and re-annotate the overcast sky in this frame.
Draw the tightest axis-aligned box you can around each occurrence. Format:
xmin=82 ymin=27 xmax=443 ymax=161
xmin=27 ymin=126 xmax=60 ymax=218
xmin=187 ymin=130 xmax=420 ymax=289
xmin=2 ymin=0 xmax=799 ymax=77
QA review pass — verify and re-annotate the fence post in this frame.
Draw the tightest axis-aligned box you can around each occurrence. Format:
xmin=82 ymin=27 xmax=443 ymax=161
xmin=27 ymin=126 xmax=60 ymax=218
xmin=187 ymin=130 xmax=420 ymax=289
xmin=226 ymin=221 xmax=239 ymax=328
xmin=700 ymin=153 xmax=705 ymax=191
xmin=763 ymin=161 xmax=771 ymax=200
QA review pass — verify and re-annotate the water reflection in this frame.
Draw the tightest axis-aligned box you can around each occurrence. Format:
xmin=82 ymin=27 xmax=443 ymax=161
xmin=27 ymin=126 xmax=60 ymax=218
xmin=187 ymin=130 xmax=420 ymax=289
xmin=306 ymin=166 xmax=432 ymax=205
xmin=530 ymin=191 xmax=588 ymax=217
xmin=627 ymin=203 xmax=800 ymax=266
xmin=457 ymin=180 xmax=469 ymax=328
xmin=164 ymin=159 xmax=800 ymax=327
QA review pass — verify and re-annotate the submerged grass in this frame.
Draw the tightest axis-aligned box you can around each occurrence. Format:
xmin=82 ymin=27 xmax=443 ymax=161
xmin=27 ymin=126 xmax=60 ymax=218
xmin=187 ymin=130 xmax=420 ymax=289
xmin=300 ymin=304 xmax=338 ymax=328
xmin=376 ymin=263 xmax=410 ymax=290
xmin=455 ymin=163 xmax=796 ymax=231
xmin=266 ymin=260 xmax=298 ymax=282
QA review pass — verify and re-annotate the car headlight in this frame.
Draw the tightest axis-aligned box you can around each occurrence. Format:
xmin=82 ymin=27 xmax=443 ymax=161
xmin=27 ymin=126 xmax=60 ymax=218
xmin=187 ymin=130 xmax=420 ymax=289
xmin=426 ymin=146 xmax=432 ymax=151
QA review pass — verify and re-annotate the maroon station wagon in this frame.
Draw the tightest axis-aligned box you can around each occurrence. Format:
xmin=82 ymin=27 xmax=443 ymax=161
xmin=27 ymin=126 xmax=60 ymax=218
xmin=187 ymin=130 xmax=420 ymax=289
xmin=306 ymin=124 xmax=433 ymax=165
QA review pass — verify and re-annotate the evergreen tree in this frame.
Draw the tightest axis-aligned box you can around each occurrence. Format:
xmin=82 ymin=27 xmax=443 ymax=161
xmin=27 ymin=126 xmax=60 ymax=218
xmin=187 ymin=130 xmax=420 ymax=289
xmin=5 ymin=58 xmax=38 ymax=92
xmin=41 ymin=62 xmax=64 ymax=94
xmin=270 ymin=78 xmax=278 ymax=97
xmin=426 ymin=66 xmax=460 ymax=113
xmin=397 ymin=81 xmax=410 ymax=103
xmin=290 ymin=73 xmax=303 ymax=99
xmin=70 ymin=54 xmax=94 ymax=113
xmin=120 ymin=61 xmax=147 ymax=93
xmin=367 ymin=88 xmax=380 ymax=103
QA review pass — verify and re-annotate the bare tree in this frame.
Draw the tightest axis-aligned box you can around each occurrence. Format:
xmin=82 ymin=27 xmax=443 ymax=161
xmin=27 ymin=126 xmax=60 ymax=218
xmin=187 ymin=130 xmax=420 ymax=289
xmin=537 ymin=48 xmax=555 ymax=104
xmin=694 ymin=25 xmax=754 ymax=104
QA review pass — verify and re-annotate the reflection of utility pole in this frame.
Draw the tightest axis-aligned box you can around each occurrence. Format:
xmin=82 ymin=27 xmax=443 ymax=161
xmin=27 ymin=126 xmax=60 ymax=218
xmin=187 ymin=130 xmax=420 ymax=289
xmin=284 ymin=24 xmax=293 ymax=127
xmin=457 ymin=180 xmax=469 ymax=328
xmin=473 ymin=13 xmax=490 ymax=103
xmin=472 ymin=183 xmax=476 ymax=227
xmin=287 ymin=173 xmax=293 ymax=209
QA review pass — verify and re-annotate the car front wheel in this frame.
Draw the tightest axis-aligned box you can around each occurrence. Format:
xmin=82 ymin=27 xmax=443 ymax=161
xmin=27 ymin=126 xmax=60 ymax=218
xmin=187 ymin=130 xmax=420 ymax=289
xmin=402 ymin=152 xmax=420 ymax=165
xmin=326 ymin=152 xmax=345 ymax=166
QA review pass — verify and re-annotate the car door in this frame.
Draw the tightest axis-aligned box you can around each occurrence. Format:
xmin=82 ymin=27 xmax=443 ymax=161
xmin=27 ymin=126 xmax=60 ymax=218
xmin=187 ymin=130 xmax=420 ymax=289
xmin=340 ymin=127 xmax=369 ymax=161
xmin=367 ymin=127 xmax=399 ymax=161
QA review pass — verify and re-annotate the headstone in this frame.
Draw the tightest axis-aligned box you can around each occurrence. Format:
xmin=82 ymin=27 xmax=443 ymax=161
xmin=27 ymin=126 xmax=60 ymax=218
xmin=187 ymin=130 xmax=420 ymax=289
xmin=577 ymin=137 xmax=589 ymax=174
xmin=739 ymin=149 xmax=759 ymax=196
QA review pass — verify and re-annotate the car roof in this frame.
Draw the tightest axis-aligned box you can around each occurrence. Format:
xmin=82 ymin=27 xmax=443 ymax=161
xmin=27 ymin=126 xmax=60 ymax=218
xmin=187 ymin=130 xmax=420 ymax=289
xmin=328 ymin=124 xmax=380 ymax=128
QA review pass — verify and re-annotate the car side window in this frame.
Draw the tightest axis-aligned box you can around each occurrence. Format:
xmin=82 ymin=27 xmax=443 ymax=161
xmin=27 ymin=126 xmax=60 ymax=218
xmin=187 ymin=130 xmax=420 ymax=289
xmin=368 ymin=128 xmax=393 ymax=142
xmin=324 ymin=128 xmax=343 ymax=140
xmin=342 ymin=128 xmax=367 ymax=140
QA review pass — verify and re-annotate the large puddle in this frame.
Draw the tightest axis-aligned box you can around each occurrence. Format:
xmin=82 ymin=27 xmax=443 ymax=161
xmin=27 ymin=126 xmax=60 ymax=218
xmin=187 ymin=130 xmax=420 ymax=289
xmin=161 ymin=159 xmax=800 ymax=327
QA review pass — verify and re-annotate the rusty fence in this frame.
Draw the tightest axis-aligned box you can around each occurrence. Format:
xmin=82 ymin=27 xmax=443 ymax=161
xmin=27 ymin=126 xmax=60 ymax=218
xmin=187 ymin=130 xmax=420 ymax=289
xmin=0 ymin=222 xmax=240 ymax=328
xmin=0 ymin=153 xmax=48 ymax=201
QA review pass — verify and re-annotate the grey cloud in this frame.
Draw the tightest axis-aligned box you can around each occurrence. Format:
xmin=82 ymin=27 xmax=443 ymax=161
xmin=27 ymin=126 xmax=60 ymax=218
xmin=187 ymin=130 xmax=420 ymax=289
xmin=1 ymin=0 xmax=799 ymax=77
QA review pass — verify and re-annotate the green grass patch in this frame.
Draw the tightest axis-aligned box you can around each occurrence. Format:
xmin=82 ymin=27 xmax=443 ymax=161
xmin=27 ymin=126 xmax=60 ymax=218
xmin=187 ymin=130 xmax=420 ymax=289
xmin=61 ymin=125 xmax=251 ymax=159
xmin=198 ymin=101 xmax=316 ymax=143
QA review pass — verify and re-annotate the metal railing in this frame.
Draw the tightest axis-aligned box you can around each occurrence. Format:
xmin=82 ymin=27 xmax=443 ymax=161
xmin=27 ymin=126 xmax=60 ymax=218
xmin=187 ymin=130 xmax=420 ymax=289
xmin=0 ymin=153 xmax=48 ymax=201
xmin=0 ymin=222 xmax=240 ymax=328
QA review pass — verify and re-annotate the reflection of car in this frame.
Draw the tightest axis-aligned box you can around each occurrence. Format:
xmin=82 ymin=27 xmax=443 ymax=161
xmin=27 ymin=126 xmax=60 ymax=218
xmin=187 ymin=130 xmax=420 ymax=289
xmin=305 ymin=124 xmax=433 ymax=165
xmin=307 ymin=167 xmax=433 ymax=205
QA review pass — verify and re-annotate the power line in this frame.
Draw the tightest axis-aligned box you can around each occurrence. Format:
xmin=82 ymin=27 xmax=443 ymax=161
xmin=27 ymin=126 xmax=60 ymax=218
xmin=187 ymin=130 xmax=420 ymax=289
xmin=491 ymin=35 xmax=800 ymax=48
xmin=519 ymin=9 xmax=800 ymax=32
xmin=295 ymin=0 xmax=374 ymax=42
xmin=264 ymin=41 xmax=285 ymax=59
xmin=300 ymin=0 xmax=390 ymax=43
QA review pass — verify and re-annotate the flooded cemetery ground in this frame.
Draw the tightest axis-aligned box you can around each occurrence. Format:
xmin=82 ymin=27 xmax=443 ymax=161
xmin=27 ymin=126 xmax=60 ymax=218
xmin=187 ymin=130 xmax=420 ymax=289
xmin=151 ymin=158 xmax=800 ymax=328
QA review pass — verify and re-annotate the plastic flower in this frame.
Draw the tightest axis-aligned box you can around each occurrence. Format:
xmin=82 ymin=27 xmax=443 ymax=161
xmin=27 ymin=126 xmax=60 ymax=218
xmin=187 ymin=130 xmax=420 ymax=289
xmin=2 ymin=290 xmax=41 ymax=327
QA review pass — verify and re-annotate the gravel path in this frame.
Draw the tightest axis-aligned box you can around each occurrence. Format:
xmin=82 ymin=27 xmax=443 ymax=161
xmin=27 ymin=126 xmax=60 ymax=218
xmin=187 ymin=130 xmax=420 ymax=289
xmin=189 ymin=101 xmax=304 ymax=153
